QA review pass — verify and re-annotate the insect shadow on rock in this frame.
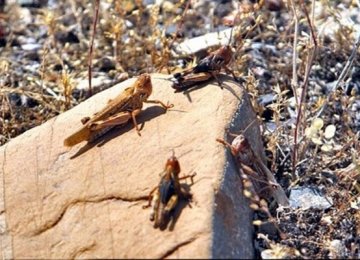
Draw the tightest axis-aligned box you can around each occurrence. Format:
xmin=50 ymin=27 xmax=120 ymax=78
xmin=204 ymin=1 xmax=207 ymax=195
xmin=182 ymin=74 xmax=243 ymax=103
xmin=216 ymin=121 xmax=289 ymax=207
xmin=143 ymin=151 xmax=196 ymax=231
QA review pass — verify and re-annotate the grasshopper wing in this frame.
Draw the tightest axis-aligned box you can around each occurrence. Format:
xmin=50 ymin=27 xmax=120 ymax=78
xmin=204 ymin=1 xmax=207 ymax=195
xmin=154 ymin=178 xmax=175 ymax=228
xmin=171 ymin=72 xmax=212 ymax=91
xmin=63 ymin=87 xmax=136 ymax=147
xmin=63 ymin=111 xmax=132 ymax=147
xmin=64 ymin=126 xmax=91 ymax=147
xmin=159 ymin=177 xmax=175 ymax=204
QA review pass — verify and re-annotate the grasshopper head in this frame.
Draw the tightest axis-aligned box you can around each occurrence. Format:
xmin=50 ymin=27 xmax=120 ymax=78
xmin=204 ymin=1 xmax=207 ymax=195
xmin=231 ymin=134 xmax=249 ymax=155
xmin=134 ymin=73 xmax=152 ymax=100
xmin=165 ymin=153 xmax=181 ymax=176
xmin=218 ymin=45 xmax=233 ymax=65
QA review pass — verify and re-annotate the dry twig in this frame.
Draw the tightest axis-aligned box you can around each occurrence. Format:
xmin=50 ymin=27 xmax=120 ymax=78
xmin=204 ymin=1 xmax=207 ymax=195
xmin=292 ymin=0 xmax=318 ymax=180
xmin=315 ymin=33 xmax=360 ymax=118
xmin=88 ymin=0 xmax=100 ymax=97
xmin=289 ymin=0 xmax=299 ymax=105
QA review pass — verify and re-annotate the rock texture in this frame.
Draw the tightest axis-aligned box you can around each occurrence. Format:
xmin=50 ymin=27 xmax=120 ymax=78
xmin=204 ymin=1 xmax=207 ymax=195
xmin=0 ymin=73 xmax=264 ymax=258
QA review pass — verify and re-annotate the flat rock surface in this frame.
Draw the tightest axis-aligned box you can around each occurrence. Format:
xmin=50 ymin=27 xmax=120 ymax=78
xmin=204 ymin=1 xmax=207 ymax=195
xmin=0 ymin=73 xmax=263 ymax=258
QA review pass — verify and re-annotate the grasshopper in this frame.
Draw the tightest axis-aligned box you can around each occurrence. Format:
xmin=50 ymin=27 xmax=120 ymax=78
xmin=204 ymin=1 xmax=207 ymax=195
xmin=217 ymin=134 xmax=289 ymax=207
xmin=171 ymin=45 xmax=238 ymax=92
xmin=143 ymin=152 xmax=196 ymax=229
xmin=64 ymin=73 xmax=173 ymax=147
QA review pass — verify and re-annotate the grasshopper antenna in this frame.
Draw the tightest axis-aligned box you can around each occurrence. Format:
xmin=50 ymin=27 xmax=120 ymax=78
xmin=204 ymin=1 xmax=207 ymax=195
xmin=228 ymin=25 xmax=234 ymax=47
xmin=243 ymin=119 xmax=258 ymax=134
xmin=168 ymin=148 xmax=193 ymax=160
xmin=212 ymin=2 xmax=232 ymax=44
xmin=145 ymin=51 xmax=151 ymax=74
xmin=230 ymin=0 xmax=244 ymax=46
xmin=226 ymin=118 xmax=258 ymax=137
xmin=168 ymin=0 xmax=191 ymax=49
xmin=225 ymin=1 xmax=239 ymax=47
xmin=212 ymin=1 xmax=222 ymax=33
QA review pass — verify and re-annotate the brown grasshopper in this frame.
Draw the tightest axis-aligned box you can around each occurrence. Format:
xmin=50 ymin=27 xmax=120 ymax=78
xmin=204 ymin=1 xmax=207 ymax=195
xmin=143 ymin=152 xmax=196 ymax=229
xmin=217 ymin=134 xmax=289 ymax=207
xmin=171 ymin=44 xmax=238 ymax=92
xmin=64 ymin=73 xmax=173 ymax=147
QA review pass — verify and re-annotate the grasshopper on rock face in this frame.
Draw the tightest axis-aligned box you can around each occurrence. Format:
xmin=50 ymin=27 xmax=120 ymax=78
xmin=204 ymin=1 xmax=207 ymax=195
xmin=171 ymin=45 xmax=238 ymax=92
xmin=217 ymin=134 xmax=289 ymax=207
xmin=64 ymin=74 xmax=173 ymax=147
xmin=143 ymin=153 xmax=196 ymax=229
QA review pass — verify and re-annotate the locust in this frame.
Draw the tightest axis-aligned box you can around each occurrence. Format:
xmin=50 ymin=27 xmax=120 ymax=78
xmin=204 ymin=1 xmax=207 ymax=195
xmin=143 ymin=152 xmax=196 ymax=229
xmin=217 ymin=134 xmax=289 ymax=207
xmin=171 ymin=44 xmax=238 ymax=92
xmin=64 ymin=73 xmax=173 ymax=147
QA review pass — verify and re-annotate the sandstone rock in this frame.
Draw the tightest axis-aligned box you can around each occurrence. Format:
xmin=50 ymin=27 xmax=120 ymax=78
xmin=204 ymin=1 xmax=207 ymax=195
xmin=0 ymin=73 xmax=265 ymax=258
xmin=175 ymin=28 xmax=232 ymax=56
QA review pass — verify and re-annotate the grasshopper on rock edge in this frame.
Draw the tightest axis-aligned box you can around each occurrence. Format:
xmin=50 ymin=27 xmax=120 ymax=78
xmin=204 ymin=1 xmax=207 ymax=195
xmin=171 ymin=45 xmax=238 ymax=92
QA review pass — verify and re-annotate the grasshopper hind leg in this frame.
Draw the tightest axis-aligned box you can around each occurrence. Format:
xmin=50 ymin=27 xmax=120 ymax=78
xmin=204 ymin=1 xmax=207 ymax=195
xmin=150 ymin=190 xmax=160 ymax=223
xmin=156 ymin=194 xmax=178 ymax=229
xmin=211 ymin=71 xmax=223 ymax=88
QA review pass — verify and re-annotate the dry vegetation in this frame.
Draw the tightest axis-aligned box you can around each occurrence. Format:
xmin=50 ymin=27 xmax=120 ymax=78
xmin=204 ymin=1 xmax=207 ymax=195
xmin=0 ymin=0 xmax=359 ymax=258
